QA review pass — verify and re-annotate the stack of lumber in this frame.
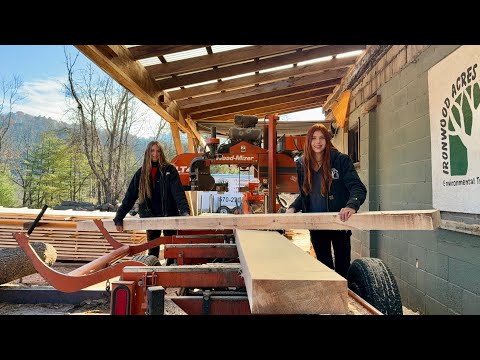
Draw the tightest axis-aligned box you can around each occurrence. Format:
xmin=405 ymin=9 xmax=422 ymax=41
xmin=0 ymin=207 xmax=146 ymax=262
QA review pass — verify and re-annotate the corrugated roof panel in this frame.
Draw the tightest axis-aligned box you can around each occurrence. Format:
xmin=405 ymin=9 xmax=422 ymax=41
xmin=163 ymin=47 xmax=209 ymax=62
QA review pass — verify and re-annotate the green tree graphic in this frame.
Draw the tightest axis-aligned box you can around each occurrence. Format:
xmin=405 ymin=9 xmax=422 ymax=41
xmin=448 ymin=82 xmax=480 ymax=176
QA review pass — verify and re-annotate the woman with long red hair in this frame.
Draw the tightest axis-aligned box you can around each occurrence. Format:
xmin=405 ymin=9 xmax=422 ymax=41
xmin=287 ymin=123 xmax=366 ymax=278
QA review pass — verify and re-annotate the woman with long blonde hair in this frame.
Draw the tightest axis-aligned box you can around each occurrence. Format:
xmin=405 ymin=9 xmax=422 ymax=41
xmin=114 ymin=141 xmax=190 ymax=259
xmin=287 ymin=123 xmax=366 ymax=278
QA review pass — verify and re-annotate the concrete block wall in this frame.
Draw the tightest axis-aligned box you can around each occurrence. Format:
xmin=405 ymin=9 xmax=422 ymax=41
xmin=351 ymin=45 xmax=480 ymax=314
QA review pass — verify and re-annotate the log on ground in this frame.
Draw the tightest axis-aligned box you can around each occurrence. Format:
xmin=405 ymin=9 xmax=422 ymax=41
xmin=0 ymin=242 xmax=57 ymax=285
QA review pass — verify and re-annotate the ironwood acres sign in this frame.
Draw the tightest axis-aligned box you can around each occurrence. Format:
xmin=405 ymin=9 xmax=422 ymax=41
xmin=428 ymin=45 xmax=480 ymax=214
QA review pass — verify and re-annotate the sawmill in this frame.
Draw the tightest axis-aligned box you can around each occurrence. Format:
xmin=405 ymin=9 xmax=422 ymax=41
xmin=1 ymin=45 xmax=479 ymax=316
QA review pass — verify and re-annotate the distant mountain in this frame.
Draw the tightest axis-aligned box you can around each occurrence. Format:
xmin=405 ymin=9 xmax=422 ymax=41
xmin=3 ymin=111 xmax=177 ymax=161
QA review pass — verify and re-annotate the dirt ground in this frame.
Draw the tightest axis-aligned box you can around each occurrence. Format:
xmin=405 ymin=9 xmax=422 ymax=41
xmin=0 ymin=262 xmax=419 ymax=315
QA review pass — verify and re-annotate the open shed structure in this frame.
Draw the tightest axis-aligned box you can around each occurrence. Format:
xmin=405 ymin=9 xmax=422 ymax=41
xmin=75 ymin=44 xmax=480 ymax=315
xmin=75 ymin=45 xmax=367 ymax=154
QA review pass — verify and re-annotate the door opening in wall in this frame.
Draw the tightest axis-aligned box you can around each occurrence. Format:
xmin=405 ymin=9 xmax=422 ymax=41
xmin=348 ymin=121 xmax=360 ymax=165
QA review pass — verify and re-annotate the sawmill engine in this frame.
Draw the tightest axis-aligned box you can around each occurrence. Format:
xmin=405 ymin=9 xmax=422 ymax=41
xmin=218 ymin=114 xmax=262 ymax=153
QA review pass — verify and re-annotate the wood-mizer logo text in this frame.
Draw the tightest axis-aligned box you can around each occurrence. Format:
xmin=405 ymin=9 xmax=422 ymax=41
xmin=439 ymin=63 xmax=478 ymax=176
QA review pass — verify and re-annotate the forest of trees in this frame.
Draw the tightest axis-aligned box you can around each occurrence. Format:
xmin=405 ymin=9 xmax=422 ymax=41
xmin=0 ymin=51 xmax=239 ymax=209
xmin=0 ymin=53 xmax=192 ymax=208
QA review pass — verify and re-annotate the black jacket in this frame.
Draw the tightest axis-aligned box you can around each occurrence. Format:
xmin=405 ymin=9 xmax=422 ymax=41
xmin=113 ymin=163 xmax=190 ymax=226
xmin=289 ymin=149 xmax=367 ymax=213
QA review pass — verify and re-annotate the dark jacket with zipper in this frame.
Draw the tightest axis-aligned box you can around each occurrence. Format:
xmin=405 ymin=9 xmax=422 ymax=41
xmin=113 ymin=163 xmax=190 ymax=226
xmin=289 ymin=149 xmax=367 ymax=213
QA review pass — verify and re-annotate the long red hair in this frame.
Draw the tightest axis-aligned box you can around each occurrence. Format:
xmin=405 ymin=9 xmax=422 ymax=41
xmin=302 ymin=123 xmax=335 ymax=196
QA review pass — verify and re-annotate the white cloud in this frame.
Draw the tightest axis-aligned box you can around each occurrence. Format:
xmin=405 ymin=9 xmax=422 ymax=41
xmin=16 ymin=76 xmax=69 ymax=121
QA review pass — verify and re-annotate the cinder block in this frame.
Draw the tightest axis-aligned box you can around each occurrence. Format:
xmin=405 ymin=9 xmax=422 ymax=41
xmin=407 ymin=284 xmax=426 ymax=314
xmin=425 ymin=295 xmax=449 ymax=315
xmin=401 ymin=260 xmax=417 ymax=285
xmin=407 ymin=243 xmax=427 ymax=270
xmin=424 ymin=272 xmax=450 ymax=306
xmin=462 ymin=290 xmax=480 ymax=315
xmin=447 ymin=283 xmax=463 ymax=314
xmin=426 ymin=250 xmax=448 ymax=279
xmin=448 ymin=258 xmax=480 ymax=294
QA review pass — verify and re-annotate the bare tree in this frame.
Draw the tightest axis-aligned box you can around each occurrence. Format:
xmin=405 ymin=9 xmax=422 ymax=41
xmin=64 ymin=50 xmax=144 ymax=205
xmin=0 ymin=75 xmax=24 ymax=155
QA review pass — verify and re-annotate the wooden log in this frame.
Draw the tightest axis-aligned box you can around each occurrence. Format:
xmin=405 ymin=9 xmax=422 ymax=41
xmin=235 ymin=229 xmax=348 ymax=314
xmin=0 ymin=242 xmax=57 ymax=285
xmin=76 ymin=210 xmax=441 ymax=232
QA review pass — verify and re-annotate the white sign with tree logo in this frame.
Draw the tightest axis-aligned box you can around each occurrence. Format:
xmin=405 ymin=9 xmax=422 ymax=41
xmin=428 ymin=45 xmax=480 ymax=214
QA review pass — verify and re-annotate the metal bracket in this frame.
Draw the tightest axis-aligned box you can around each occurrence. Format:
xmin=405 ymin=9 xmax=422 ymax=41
xmin=202 ymin=290 xmax=211 ymax=315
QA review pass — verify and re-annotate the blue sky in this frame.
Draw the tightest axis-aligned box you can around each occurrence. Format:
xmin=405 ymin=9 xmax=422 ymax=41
xmin=0 ymin=45 xmax=324 ymax=136
xmin=0 ymin=45 xmax=91 ymax=121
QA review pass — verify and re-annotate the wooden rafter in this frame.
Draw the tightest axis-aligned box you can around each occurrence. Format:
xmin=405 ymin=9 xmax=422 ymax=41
xmin=185 ymin=82 xmax=337 ymax=115
xmin=156 ymin=45 xmax=365 ymax=90
xmin=190 ymin=89 xmax=332 ymax=119
xmin=196 ymin=102 xmax=329 ymax=124
xmin=194 ymin=95 xmax=329 ymax=122
xmin=168 ymin=59 xmax=355 ymax=101
xmin=75 ymin=45 xmax=188 ymax=133
xmin=177 ymin=76 xmax=342 ymax=110
xmin=147 ymin=45 xmax=307 ymax=79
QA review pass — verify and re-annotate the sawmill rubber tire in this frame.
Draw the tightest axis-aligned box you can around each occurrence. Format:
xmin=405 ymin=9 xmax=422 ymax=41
xmin=131 ymin=254 xmax=160 ymax=266
xmin=347 ymin=257 xmax=403 ymax=315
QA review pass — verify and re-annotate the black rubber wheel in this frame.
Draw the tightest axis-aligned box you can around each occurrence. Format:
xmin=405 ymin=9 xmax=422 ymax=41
xmin=347 ymin=258 xmax=403 ymax=315
xmin=131 ymin=254 xmax=160 ymax=266
xmin=217 ymin=205 xmax=232 ymax=214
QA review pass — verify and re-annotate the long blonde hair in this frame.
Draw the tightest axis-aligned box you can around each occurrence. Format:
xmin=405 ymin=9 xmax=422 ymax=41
xmin=138 ymin=141 xmax=169 ymax=203
xmin=302 ymin=123 xmax=335 ymax=196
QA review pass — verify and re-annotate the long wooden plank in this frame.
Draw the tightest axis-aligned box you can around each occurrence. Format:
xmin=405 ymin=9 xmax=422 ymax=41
xmin=76 ymin=210 xmax=441 ymax=231
xmin=235 ymin=229 xmax=347 ymax=314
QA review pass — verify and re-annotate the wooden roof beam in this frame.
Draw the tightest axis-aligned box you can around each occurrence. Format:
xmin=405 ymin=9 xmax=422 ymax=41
xmin=190 ymin=88 xmax=333 ymax=119
xmin=195 ymin=95 xmax=329 ymax=122
xmin=185 ymin=82 xmax=337 ymax=115
xmin=196 ymin=103 xmax=326 ymax=124
xmin=74 ymin=45 xmax=191 ymax=134
xmin=168 ymin=59 xmax=355 ymax=101
xmin=157 ymin=45 xmax=364 ymax=90
xmin=128 ymin=45 xmax=211 ymax=61
xmin=177 ymin=76 xmax=342 ymax=110
xmin=147 ymin=45 xmax=307 ymax=79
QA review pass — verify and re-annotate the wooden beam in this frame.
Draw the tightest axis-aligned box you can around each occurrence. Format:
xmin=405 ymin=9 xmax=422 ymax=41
xmin=196 ymin=103 xmax=328 ymax=123
xmin=76 ymin=210 xmax=441 ymax=231
xmin=157 ymin=45 xmax=365 ymax=90
xmin=185 ymin=117 xmax=206 ymax=148
xmin=324 ymin=45 xmax=391 ymax=111
xmin=194 ymin=96 xmax=329 ymax=122
xmin=177 ymin=76 xmax=341 ymax=110
xmin=128 ymin=45 xmax=210 ymax=61
xmin=147 ymin=45 xmax=307 ymax=79
xmin=168 ymin=60 xmax=354 ymax=101
xmin=184 ymin=82 xmax=337 ymax=115
xmin=75 ymin=45 xmax=189 ymax=134
xmin=169 ymin=122 xmax=183 ymax=155
xmin=187 ymin=133 xmax=195 ymax=152
xmin=235 ymin=229 xmax=348 ymax=314
xmin=440 ymin=219 xmax=480 ymax=236
xmin=362 ymin=94 xmax=381 ymax=114
xmin=189 ymin=88 xmax=333 ymax=119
